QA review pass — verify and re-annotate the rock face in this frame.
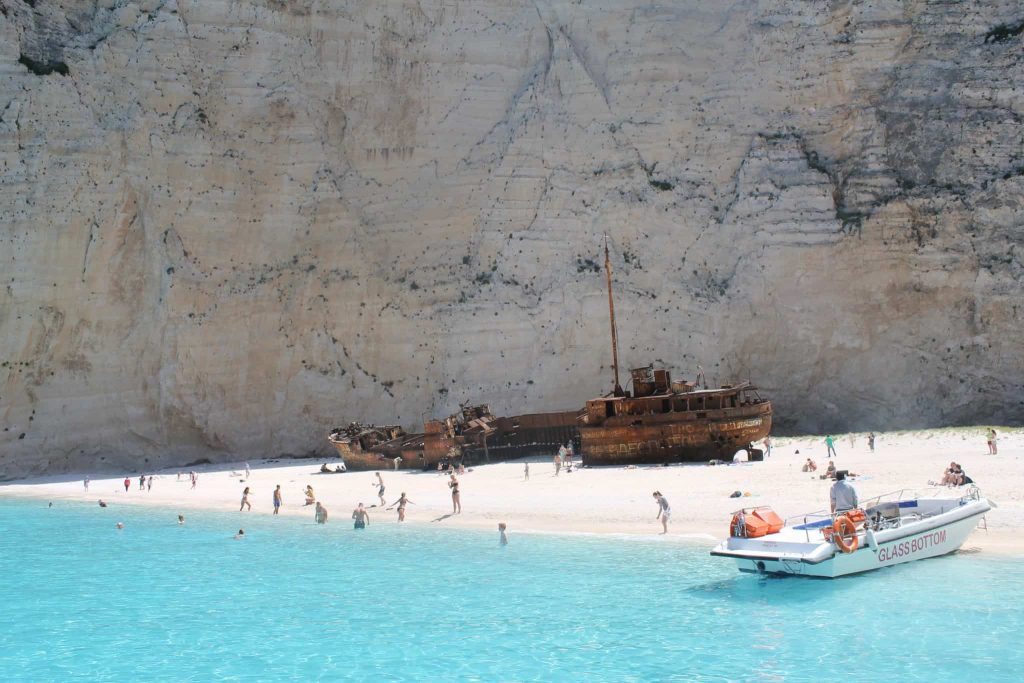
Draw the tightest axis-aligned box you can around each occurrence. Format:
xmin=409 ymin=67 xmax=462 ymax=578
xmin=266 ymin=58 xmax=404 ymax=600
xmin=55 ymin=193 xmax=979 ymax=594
xmin=1 ymin=0 xmax=1022 ymax=477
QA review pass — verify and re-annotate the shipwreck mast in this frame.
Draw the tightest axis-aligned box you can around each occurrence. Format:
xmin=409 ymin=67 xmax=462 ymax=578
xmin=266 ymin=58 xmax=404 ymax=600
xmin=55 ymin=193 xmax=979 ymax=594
xmin=604 ymin=236 xmax=625 ymax=397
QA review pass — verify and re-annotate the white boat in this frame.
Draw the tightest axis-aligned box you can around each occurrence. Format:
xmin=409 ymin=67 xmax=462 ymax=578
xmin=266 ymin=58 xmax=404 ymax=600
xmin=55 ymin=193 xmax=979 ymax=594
xmin=710 ymin=486 xmax=993 ymax=578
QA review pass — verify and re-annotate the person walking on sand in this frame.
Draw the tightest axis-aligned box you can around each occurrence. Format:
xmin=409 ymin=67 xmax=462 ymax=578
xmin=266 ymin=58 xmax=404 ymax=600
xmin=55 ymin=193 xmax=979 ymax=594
xmin=449 ymin=473 xmax=461 ymax=514
xmin=123 ymin=477 xmax=130 ymax=493
xmin=387 ymin=492 xmax=414 ymax=522
xmin=352 ymin=503 xmax=370 ymax=529
xmin=139 ymin=474 xmax=146 ymax=490
xmin=273 ymin=485 xmax=282 ymax=514
xmin=653 ymin=491 xmax=671 ymax=534
xmin=191 ymin=472 xmax=198 ymax=490
xmin=868 ymin=432 xmax=876 ymax=453
xmin=315 ymin=501 xmax=329 ymax=524
xmin=147 ymin=476 xmax=152 ymax=492
xmin=240 ymin=486 xmax=252 ymax=511
xmin=84 ymin=476 xmax=90 ymax=492
xmin=763 ymin=436 xmax=772 ymax=458
xmin=244 ymin=462 xmax=251 ymax=480
xmin=373 ymin=472 xmax=386 ymax=506
xmin=987 ymin=428 xmax=998 ymax=455
xmin=498 ymin=522 xmax=508 ymax=546
xmin=524 ymin=462 xmax=530 ymax=481
xmin=825 ymin=435 xmax=837 ymax=458
xmin=553 ymin=452 xmax=562 ymax=476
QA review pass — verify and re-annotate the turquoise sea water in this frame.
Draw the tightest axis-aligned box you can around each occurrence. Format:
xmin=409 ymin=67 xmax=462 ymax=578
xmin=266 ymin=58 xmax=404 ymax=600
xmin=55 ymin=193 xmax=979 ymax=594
xmin=1 ymin=497 xmax=1021 ymax=682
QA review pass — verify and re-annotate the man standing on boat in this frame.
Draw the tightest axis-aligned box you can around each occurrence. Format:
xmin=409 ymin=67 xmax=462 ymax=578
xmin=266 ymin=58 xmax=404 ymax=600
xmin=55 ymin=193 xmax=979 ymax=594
xmin=829 ymin=471 xmax=858 ymax=514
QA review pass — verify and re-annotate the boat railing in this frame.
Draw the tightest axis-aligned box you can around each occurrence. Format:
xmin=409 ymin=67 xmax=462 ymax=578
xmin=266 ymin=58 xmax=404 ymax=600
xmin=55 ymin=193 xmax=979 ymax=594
xmin=782 ymin=486 xmax=985 ymax=543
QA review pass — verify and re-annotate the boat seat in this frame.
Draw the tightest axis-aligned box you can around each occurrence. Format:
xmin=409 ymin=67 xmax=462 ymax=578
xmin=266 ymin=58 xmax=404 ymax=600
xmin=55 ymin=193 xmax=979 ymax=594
xmin=866 ymin=502 xmax=900 ymax=521
xmin=792 ymin=518 xmax=832 ymax=531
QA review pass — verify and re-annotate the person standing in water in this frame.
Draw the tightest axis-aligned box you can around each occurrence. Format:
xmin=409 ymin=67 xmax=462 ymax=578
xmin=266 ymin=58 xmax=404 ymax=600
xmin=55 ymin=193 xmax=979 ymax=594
xmin=653 ymin=491 xmax=671 ymax=535
xmin=449 ymin=474 xmax=461 ymax=514
xmin=498 ymin=522 xmax=508 ymax=546
xmin=273 ymin=485 xmax=282 ymax=514
xmin=373 ymin=472 xmax=386 ymax=506
xmin=315 ymin=502 xmax=329 ymax=524
xmin=387 ymin=493 xmax=414 ymax=522
xmin=352 ymin=503 xmax=370 ymax=529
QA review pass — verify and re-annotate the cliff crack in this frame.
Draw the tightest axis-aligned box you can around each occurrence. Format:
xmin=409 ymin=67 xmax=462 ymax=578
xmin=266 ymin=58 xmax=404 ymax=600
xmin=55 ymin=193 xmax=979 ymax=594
xmin=984 ymin=19 xmax=1024 ymax=43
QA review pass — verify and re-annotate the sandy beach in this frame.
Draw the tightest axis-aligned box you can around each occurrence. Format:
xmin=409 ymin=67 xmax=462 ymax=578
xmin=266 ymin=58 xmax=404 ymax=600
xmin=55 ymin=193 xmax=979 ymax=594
xmin=3 ymin=428 xmax=1021 ymax=553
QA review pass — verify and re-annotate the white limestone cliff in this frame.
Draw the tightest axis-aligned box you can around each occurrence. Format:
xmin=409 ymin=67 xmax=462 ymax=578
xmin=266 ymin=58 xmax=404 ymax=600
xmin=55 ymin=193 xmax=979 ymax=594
xmin=1 ymin=0 xmax=1022 ymax=476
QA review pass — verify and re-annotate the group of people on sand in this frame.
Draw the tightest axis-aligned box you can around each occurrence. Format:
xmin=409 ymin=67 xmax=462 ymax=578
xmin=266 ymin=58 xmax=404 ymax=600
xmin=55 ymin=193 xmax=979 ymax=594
xmin=939 ymin=462 xmax=973 ymax=487
xmin=553 ymin=442 xmax=575 ymax=475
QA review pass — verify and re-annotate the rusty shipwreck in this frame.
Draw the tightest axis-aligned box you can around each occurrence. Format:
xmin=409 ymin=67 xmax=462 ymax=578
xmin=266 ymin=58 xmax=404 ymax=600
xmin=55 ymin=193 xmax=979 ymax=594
xmin=328 ymin=404 xmax=579 ymax=472
xmin=577 ymin=239 xmax=772 ymax=465
xmin=328 ymin=239 xmax=771 ymax=469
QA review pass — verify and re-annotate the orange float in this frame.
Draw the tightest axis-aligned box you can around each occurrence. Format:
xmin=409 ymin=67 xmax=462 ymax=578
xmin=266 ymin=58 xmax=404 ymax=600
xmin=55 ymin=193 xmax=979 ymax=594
xmin=832 ymin=514 xmax=859 ymax=553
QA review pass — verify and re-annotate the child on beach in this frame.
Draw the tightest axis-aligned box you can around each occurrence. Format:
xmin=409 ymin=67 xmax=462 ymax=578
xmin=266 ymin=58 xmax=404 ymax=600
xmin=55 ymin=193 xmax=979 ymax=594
xmin=653 ymin=491 xmax=671 ymax=534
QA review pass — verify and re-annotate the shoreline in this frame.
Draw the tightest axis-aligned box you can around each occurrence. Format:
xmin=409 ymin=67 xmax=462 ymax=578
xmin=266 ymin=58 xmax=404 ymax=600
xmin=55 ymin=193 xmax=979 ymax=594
xmin=2 ymin=428 xmax=1022 ymax=555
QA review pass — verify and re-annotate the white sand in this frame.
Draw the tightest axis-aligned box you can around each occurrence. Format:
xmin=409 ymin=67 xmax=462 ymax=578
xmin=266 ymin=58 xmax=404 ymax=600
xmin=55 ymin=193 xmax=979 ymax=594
xmin=2 ymin=428 xmax=1021 ymax=553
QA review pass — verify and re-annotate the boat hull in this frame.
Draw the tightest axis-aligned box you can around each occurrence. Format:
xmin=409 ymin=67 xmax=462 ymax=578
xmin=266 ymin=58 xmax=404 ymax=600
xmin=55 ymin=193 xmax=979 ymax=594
xmin=328 ymin=439 xmax=431 ymax=472
xmin=712 ymin=499 xmax=990 ymax=578
xmin=581 ymin=403 xmax=771 ymax=465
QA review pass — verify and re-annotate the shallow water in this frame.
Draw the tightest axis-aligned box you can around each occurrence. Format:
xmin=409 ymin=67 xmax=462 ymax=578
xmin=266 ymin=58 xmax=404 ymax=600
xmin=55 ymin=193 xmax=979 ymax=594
xmin=1 ymin=498 xmax=1021 ymax=681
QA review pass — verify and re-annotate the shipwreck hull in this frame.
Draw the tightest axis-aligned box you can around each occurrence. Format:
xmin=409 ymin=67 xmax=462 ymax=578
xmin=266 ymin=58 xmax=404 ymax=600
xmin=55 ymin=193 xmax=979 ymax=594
xmin=581 ymin=403 xmax=772 ymax=466
xmin=328 ymin=436 xmax=430 ymax=472
xmin=459 ymin=411 xmax=581 ymax=464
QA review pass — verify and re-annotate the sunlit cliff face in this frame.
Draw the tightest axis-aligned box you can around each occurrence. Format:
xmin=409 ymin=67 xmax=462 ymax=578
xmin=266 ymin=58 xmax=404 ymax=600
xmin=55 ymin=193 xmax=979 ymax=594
xmin=1 ymin=1 xmax=1021 ymax=476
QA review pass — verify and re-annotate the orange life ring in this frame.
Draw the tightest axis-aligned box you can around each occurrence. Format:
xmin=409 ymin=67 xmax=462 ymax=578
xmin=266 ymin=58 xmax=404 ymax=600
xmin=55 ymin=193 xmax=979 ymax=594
xmin=832 ymin=514 xmax=859 ymax=553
